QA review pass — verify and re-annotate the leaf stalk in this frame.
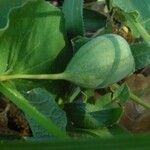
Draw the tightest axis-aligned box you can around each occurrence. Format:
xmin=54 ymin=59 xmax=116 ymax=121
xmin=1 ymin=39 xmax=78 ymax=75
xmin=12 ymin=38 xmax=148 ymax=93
xmin=113 ymin=84 xmax=150 ymax=109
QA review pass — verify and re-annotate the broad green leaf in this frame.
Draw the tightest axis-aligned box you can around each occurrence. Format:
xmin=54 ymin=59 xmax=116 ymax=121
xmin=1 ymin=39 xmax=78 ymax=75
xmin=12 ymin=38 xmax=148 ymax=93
xmin=0 ymin=0 xmax=29 ymax=29
xmin=24 ymin=88 xmax=67 ymax=139
xmin=0 ymin=0 xmax=70 ymax=74
xmin=131 ymin=42 xmax=150 ymax=70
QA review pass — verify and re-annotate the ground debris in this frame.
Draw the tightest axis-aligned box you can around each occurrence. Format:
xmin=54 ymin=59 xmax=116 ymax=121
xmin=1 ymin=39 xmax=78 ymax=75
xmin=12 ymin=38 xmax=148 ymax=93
xmin=0 ymin=97 xmax=31 ymax=138
xmin=120 ymin=74 xmax=150 ymax=133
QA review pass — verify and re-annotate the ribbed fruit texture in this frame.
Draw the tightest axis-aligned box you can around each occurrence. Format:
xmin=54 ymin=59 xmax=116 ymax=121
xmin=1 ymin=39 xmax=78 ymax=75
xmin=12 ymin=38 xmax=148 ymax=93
xmin=63 ymin=34 xmax=135 ymax=89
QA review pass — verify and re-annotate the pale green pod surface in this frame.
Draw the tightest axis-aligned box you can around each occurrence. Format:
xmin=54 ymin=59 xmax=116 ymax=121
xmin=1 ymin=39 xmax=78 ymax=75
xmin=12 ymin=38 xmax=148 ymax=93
xmin=63 ymin=34 xmax=135 ymax=89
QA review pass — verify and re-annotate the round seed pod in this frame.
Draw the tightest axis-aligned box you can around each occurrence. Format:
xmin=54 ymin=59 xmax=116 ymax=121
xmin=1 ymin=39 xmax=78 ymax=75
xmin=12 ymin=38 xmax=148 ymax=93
xmin=63 ymin=34 xmax=135 ymax=89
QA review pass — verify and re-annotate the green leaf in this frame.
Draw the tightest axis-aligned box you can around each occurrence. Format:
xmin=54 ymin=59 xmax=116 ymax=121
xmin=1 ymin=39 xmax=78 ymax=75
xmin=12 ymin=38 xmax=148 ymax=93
xmin=84 ymin=9 xmax=106 ymax=32
xmin=69 ymin=127 xmax=113 ymax=138
xmin=69 ymin=125 xmax=130 ymax=138
xmin=24 ymin=88 xmax=67 ymax=139
xmin=0 ymin=0 xmax=70 ymax=74
xmin=131 ymin=42 xmax=150 ymax=70
xmin=108 ymin=125 xmax=131 ymax=137
xmin=65 ymin=94 xmax=123 ymax=129
xmin=62 ymin=0 xmax=85 ymax=38
xmin=96 ymin=93 xmax=112 ymax=108
xmin=0 ymin=82 xmax=68 ymax=139
xmin=0 ymin=0 xmax=29 ymax=29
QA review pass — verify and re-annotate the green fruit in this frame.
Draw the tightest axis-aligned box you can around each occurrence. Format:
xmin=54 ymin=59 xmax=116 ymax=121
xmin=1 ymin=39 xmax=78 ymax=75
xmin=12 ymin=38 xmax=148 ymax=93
xmin=62 ymin=34 xmax=135 ymax=89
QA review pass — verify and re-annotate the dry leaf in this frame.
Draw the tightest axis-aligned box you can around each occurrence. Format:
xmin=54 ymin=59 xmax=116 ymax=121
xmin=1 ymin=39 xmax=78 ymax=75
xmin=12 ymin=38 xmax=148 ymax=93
xmin=120 ymin=74 xmax=150 ymax=133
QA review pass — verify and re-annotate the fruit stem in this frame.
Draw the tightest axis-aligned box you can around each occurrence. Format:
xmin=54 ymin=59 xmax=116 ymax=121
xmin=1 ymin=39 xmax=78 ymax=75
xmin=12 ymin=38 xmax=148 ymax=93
xmin=0 ymin=73 xmax=66 ymax=81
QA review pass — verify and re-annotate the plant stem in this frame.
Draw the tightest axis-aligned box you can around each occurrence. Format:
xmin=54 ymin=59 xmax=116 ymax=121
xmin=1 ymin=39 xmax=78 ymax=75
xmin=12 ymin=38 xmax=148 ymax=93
xmin=132 ymin=21 xmax=150 ymax=47
xmin=130 ymin=93 xmax=150 ymax=109
xmin=113 ymin=84 xmax=150 ymax=109
xmin=0 ymin=73 xmax=66 ymax=81
xmin=69 ymin=87 xmax=81 ymax=103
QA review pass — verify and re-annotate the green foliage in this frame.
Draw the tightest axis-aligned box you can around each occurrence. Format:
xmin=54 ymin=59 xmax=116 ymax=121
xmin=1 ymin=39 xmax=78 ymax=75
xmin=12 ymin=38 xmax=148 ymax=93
xmin=0 ymin=0 xmax=69 ymax=74
xmin=66 ymin=102 xmax=122 ymax=129
xmin=0 ymin=0 xmax=29 ymax=29
xmin=84 ymin=9 xmax=106 ymax=32
xmin=0 ymin=82 xmax=68 ymax=139
xmin=113 ymin=84 xmax=130 ymax=103
xmin=105 ymin=0 xmax=150 ymax=71
xmin=24 ymin=88 xmax=67 ymax=139
xmin=131 ymin=42 xmax=150 ymax=70
xmin=1 ymin=135 xmax=150 ymax=150
xmin=0 ymin=0 xmax=149 ymax=143
xmin=107 ymin=0 xmax=150 ymax=46
xmin=62 ymin=0 xmax=85 ymax=38
xmin=111 ymin=0 xmax=150 ymax=32
xmin=69 ymin=125 xmax=130 ymax=138
xmin=0 ymin=0 xmax=70 ymax=139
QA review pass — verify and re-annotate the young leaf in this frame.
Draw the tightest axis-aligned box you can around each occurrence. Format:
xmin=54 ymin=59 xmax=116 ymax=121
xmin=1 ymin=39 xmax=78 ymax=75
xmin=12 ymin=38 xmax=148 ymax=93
xmin=96 ymin=93 xmax=112 ymax=108
xmin=24 ymin=88 xmax=67 ymax=139
xmin=65 ymin=95 xmax=123 ymax=129
xmin=131 ymin=42 xmax=150 ymax=70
